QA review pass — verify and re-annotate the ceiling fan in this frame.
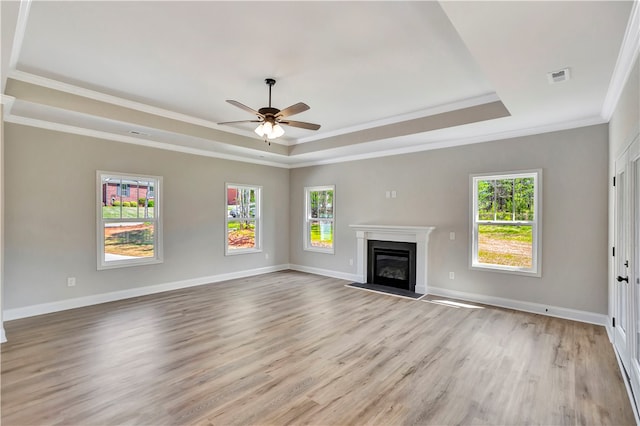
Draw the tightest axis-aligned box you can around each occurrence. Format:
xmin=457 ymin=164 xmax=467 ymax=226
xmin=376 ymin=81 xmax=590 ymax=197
xmin=218 ymin=78 xmax=321 ymax=144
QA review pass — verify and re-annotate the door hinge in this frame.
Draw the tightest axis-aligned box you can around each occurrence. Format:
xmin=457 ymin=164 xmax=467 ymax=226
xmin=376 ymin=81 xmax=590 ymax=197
xmin=613 ymin=176 xmax=616 ymax=187
xmin=613 ymin=247 xmax=615 ymax=257
xmin=613 ymin=317 xmax=616 ymax=328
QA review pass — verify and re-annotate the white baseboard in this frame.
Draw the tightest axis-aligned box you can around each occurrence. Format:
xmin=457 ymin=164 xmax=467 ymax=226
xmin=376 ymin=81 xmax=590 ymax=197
xmin=606 ymin=323 xmax=614 ymax=343
xmin=427 ymin=286 xmax=607 ymax=326
xmin=4 ymin=264 xmax=290 ymax=321
xmin=286 ymin=266 xmax=607 ymax=327
xmin=612 ymin=340 xmax=640 ymax=425
xmin=289 ymin=264 xmax=359 ymax=283
xmin=3 ymin=264 xmax=607 ymax=329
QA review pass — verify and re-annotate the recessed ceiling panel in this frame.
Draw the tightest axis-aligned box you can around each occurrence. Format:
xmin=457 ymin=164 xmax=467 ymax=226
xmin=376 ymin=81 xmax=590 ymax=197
xmin=18 ymin=1 xmax=495 ymax=139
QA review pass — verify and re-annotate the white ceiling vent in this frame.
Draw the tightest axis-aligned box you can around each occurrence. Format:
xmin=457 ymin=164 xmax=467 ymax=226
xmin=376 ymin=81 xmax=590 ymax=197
xmin=547 ymin=68 xmax=571 ymax=84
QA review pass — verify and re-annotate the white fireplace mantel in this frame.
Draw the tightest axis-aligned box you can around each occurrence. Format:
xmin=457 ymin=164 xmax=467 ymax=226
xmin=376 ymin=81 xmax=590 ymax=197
xmin=349 ymin=224 xmax=436 ymax=294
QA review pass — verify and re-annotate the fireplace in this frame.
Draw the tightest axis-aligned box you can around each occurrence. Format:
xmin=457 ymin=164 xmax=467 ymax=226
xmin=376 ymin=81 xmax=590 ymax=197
xmin=350 ymin=225 xmax=436 ymax=295
xmin=368 ymin=240 xmax=417 ymax=292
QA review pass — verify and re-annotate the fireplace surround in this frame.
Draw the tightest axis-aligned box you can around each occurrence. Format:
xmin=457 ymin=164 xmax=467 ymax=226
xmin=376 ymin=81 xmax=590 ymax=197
xmin=350 ymin=225 xmax=436 ymax=295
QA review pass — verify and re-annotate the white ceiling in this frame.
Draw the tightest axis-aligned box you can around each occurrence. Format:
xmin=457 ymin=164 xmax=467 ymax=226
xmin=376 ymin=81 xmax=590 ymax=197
xmin=1 ymin=1 xmax=637 ymax=168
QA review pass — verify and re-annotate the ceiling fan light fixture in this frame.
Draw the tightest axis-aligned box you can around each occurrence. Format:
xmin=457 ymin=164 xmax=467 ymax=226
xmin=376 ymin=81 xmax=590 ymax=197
xmin=254 ymin=123 xmax=265 ymax=137
xmin=262 ymin=120 xmax=273 ymax=136
xmin=270 ymin=124 xmax=285 ymax=138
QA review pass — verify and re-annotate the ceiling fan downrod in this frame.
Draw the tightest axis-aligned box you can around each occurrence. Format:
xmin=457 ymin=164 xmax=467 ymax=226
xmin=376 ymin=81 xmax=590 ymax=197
xmin=265 ymin=78 xmax=276 ymax=108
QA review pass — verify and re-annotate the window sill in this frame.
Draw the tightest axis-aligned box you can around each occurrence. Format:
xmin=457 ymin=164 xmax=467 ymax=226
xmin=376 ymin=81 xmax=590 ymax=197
xmin=225 ymin=248 xmax=262 ymax=256
xmin=471 ymin=263 xmax=541 ymax=278
xmin=304 ymin=247 xmax=335 ymax=255
xmin=98 ymin=257 xmax=163 ymax=270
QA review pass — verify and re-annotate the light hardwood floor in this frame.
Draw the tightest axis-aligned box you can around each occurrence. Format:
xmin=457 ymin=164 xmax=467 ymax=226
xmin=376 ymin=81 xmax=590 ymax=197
xmin=1 ymin=271 xmax=635 ymax=425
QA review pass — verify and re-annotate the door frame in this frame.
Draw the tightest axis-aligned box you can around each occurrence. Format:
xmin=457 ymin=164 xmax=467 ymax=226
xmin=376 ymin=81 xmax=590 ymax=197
xmin=614 ymin=149 xmax=631 ymax=370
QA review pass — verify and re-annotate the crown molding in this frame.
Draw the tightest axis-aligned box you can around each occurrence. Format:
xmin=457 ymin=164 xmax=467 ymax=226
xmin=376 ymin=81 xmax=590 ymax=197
xmin=4 ymin=114 xmax=290 ymax=169
xmin=7 ymin=70 xmax=291 ymax=147
xmin=289 ymin=115 xmax=606 ymax=168
xmin=8 ymin=0 xmax=31 ymax=71
xmin=0 ymin=95 xmax=15 ymax=118
xmin=601 ymin=0 xmax=640 ymax=121
xmin=5 ymin=106 xmax=605 ymax=170
xmin=295 ymin=92 xmax=500 ymax=144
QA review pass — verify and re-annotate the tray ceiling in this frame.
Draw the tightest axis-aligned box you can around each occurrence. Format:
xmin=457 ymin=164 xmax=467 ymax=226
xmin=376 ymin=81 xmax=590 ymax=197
xmin=1 ymin=1 xmax=636 ymax=167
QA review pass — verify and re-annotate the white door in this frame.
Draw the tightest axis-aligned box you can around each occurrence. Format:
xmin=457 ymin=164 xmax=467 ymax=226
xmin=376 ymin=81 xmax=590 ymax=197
xmin=614 ymin=150 xmax=631 ymax=370
xmin=627 ymin=136 xmax=640 ymax=405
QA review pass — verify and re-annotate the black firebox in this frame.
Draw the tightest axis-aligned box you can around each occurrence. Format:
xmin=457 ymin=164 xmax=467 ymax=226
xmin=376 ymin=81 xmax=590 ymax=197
xmin=367 ymin=240 xmax=417 ymax=292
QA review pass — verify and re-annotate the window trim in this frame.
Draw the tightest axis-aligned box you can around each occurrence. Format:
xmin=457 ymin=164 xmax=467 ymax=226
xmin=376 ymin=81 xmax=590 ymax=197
xmin=225 ymin=183 xmax=262 ymax=256
xmin=96 ymin=171 xmax=163 ymax=270
xmin=470 ymin=169 xmax=542 ymax=277
xmin=304 ymin=185 xmax=336 ymax=254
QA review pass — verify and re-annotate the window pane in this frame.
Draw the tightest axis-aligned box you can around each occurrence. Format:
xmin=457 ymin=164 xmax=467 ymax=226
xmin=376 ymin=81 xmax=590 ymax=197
xmin=477 ymin=179 xmax=495 ymax=220
xmin=228 ymin=187 xmax=256 ymax=219
xmin=324 ymin=190 xmax=334 ymax=218
xmin=309 ymin=220 xmax=333 ymax=249
xmin=228 ymin=220 xmax=256 ymax=250
xmin=310 ymin=191 xmax=320 ymax=218
xmin=514 ymin=177 xmax=535 ymax=221
xmin=310 ymin=190 xmax=334 ymax=219
xmin=477 ymin=224 xmax=532 ymax=268
xmin=102 ymin=178 xmax=122 ymax=213
xmin=103 ymin=178 xmax=155 ymax=219
xmin=104 ymin=222 xmax=155 ymax=260
xmin=495 ymin=179 xmax=513 ymax=221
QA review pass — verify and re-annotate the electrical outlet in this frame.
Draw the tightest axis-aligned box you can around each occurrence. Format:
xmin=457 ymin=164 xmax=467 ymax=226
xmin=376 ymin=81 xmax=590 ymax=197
xmin=391 ymin=190 xmax=397 ymax=198
xmin=385 ymin=191 xmax=390 ymax=199
xmin=349 ymin=258 xmax=354 ymax=266
xmin=67 ymin=277 xmax=76 ymax=287
xmin=449 ymin=232 xmax=456 ymax=240
xmin=265 ymin=253 xmax=269 ymax=260
xmin=449 ymin=272 xmax=455 ymax=280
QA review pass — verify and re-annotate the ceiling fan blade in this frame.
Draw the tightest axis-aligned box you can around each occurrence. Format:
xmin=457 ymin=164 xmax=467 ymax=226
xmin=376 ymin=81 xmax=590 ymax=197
xmin=218 ymin=119 xmax=262 ymax=125
xmin=226 ymin=100 xmax=263 ymax=117
xmin=276 ymin=102 xmax=310 ymax=118
xmin=280 ymin=120 xmax=321 ymax=131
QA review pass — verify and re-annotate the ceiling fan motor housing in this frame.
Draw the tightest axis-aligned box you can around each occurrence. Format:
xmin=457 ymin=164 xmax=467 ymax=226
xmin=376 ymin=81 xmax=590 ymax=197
xmin=258 ymin=107 xmax=280 ymax=117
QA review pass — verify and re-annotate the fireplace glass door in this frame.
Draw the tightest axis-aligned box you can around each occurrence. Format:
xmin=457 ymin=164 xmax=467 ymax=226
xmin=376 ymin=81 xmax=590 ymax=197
xmin=367 ymin=240 xmax=416 ymax=291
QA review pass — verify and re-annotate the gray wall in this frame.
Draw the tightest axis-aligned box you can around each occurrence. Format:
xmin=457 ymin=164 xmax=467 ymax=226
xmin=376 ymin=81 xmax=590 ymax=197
xmin=290 ymin=124 xmax=609 ymax=314
xmin=4 ymin=124 xmax=290 ymax=309
xmin=3 ymin=120 xmax=613 ymax=315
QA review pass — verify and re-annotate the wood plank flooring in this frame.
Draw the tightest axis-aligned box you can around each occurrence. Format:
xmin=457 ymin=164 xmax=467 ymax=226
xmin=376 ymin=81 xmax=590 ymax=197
xmin=1 ymin=271 xmax=635 ymax=425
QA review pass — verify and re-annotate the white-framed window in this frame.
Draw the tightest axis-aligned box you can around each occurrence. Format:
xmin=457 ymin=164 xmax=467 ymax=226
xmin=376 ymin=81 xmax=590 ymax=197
xmin=304 ymin=185 xmax=335 ymax=254
xmin=226 ymin=183 xmax=261 ymax=255
xmin=97 ymin=171 xmax=163 ymax=270
xmin=471 ymin=170 xmax=541 ymax=276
